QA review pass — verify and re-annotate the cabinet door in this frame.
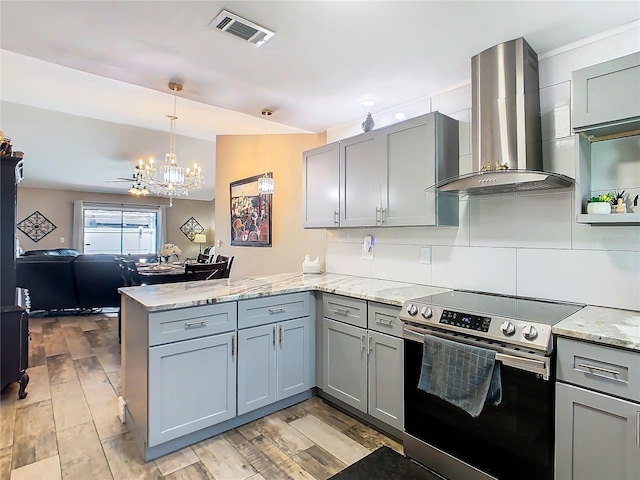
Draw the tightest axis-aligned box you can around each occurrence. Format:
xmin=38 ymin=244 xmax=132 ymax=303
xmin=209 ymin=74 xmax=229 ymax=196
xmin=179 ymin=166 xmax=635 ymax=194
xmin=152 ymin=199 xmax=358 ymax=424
xmin=367 ymin=331 xmax=404 ymax=430
xmin=148 ymin=332 xmax=236 ymax=446
xmin=322 ymin=318 xmax=367 ymax=412
xmin=238 ymin=324 xmax=277 ymax=415
xmin=555 ymin=382 xmax=640 ymax=480
xmin=340 ymin=131 xmax=384 ymax=227
xmin=277 ymin=317 xmax=314 ymax=400
xmin=303 ymin=143 xmax=340 ymax=228
xmin=572 ymin=52 xmax=640 ymax=131
xmin=380 ymin=113 xmax=437 ymax=226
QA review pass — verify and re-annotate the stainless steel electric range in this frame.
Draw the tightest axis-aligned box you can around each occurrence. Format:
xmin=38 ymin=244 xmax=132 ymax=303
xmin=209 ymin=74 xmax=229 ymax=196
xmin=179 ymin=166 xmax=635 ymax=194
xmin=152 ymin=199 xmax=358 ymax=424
xmin=400 ymin=290 xmax=584 ymax=480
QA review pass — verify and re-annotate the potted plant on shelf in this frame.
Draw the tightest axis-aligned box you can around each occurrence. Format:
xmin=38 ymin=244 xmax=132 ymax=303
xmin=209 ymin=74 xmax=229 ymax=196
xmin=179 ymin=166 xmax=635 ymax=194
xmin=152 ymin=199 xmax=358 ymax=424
xmin=586 ymin=192 xmax=614 ymax=214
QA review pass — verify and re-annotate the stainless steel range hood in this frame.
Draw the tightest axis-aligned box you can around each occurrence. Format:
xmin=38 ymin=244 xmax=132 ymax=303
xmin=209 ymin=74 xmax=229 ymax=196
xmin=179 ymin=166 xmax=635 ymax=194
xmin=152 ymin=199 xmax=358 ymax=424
xmin=431 ymin=38 xmax=574 ymax=195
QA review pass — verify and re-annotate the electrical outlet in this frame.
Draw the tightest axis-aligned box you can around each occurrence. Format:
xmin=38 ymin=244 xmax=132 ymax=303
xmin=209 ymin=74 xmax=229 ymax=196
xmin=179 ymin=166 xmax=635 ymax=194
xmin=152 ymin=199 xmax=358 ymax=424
xmin=362 ymin=243 xmax=374 ymax=260
xmin=420 ymin=247 xmax=431 ymax=264
xmin=118 ymin=396 xmax=126 ymax=423
xmin=60 ymin=237 xmax=65 ymax=243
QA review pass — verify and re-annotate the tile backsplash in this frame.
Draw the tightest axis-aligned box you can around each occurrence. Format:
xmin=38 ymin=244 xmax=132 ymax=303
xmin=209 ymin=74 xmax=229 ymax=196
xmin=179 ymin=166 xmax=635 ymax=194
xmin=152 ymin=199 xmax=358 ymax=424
xmin=325 ymin=27 xmax=640 ymax=311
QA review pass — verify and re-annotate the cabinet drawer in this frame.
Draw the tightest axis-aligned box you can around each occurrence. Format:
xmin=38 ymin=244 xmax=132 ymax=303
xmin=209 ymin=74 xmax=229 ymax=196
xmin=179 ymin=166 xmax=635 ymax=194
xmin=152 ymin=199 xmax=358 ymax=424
xmin=557 ymin=337 xmax=640 ymax=402
xmin=238 ymin=292 xmax=311 ymax=329
xmin=148 ymin=302 xmax=237 ymax=346
xmin=322 ymin=293 xmax=367 ymax=328
xmin=368 ymin=302 xmax=402 ymax=338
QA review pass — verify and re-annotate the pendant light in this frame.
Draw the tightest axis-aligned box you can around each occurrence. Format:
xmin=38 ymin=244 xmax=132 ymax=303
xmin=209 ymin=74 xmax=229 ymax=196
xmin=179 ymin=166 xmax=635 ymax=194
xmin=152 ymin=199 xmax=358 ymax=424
xmin=257 ymin=108 xmax=275 ymax=195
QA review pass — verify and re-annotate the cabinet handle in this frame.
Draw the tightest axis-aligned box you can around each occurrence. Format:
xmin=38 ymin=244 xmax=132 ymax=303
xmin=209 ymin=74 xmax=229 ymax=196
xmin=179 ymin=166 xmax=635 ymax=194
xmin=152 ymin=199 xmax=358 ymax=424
xmin=636 ymin=412 xmax=640 ymax=448
xmin=279 ymin=325 xmax=283 ymax=345
xmin=360 ymin=334 xmax=365 ymax=352
xmin=335 ymin=307 xmax=349 ymax=315
xmin=334 ymin=211 xmax=339 ymax=225
xmin=185 ymin=319 xmax=208 ymax=328
xmin=375 ymin=317 xmax=393 ymax=326
xmin=368 ymin=335 xmax=373 ymax=354
xmin=231 ymin=335 xmax=236 ymax=357
xmin=380 ymin=208 xmax=387 ymax=225
xmin=577 ymin=363 xmax=621 ymax=376
xmin=273 ymin=325 xmax=276 ymax=347
xmin=268 ymin=307 xmax=286 ymax=314
xmin=375 ymin=207 xmax=381 ymax=225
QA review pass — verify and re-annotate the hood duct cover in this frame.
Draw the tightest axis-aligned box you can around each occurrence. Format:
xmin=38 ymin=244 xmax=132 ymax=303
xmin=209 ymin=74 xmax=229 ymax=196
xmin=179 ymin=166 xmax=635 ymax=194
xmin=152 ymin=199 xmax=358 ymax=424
xmin=431 ymin=37 xmax=574 ymax=195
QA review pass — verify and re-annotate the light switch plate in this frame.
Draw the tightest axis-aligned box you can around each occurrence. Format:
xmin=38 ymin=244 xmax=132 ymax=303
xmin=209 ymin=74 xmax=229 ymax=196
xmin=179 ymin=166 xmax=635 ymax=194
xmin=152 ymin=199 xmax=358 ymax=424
xmin=420 ymin=247 xmax=431 ymax=264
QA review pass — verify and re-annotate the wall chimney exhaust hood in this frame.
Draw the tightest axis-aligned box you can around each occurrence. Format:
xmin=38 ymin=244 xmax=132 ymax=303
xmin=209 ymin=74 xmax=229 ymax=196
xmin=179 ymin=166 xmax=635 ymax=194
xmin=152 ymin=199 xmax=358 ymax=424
xmin=429 ymin=37 xmax=574 ymax=195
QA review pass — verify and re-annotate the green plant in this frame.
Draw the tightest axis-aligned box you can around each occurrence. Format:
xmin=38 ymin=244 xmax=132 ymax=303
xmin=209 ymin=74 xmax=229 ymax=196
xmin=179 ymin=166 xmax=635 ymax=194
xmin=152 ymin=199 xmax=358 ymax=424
xmin=587 ymin=192 xmax=614 ymax=204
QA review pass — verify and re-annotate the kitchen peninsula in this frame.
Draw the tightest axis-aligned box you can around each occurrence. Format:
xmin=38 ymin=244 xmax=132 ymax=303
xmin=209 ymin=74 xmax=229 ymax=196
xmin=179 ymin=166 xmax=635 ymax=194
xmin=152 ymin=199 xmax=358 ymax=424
xmin=118 ymin=272 xmax=448 ymax=461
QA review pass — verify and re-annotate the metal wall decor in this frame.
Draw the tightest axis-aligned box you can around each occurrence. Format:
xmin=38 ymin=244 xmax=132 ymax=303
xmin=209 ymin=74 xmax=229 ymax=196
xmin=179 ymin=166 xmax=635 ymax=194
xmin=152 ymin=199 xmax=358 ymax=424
xmin=180 ymin=216 xmax=205 ymax=241
xmin=230 ymin=173 xmax=272 ymax=247
xmin=17 ymin=211 xmax=57 ymax=242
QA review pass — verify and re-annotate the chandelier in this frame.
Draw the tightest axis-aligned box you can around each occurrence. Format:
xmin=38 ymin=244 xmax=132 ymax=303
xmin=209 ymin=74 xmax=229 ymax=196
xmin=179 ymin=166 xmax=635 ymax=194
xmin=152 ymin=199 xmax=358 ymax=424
xmin=130 ymin=82 xmax=204 ymax=207
xmin=257 ymin=108 xmax=275 ymax=195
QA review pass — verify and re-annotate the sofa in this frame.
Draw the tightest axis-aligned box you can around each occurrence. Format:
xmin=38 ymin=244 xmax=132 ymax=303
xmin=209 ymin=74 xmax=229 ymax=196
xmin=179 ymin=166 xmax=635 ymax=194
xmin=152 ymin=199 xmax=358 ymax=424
xmin=21 ymin=248 xmax=80 ymax=256
xmin=16 ymin=254 xmax=126 ymax=313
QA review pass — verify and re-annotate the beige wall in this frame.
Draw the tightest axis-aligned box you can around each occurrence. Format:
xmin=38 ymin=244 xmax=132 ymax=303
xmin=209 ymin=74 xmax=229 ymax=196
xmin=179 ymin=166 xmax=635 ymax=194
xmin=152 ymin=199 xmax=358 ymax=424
xmin=215 ymin=133 xmax=326 ymax=278
xmin=16 ymin=187 xmax=215 ymax=259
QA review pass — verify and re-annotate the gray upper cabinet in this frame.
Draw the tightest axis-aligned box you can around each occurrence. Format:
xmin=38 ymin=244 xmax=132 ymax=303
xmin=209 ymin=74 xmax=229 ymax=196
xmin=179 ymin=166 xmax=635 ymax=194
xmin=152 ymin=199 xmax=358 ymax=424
xmin=302 ymin=142 xmax=341 ymax=228
xmin=340 ymin=130 xmax=384 ymax=227
xmin=303 ymin=111 xmax=459 ymax=228
xmin=572 ymin=53 xmax=640 ymax=226
xmin=572 ymin=52 xmax=640 ymax=135
xmin=380 ymin=112 xmax=459 ymax=227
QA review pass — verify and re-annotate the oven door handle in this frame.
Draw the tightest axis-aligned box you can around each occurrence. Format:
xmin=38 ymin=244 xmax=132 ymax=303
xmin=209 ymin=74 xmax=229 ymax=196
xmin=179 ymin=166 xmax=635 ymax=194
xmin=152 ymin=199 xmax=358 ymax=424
xmin=404 ymin=326 xmax=551 ymax=379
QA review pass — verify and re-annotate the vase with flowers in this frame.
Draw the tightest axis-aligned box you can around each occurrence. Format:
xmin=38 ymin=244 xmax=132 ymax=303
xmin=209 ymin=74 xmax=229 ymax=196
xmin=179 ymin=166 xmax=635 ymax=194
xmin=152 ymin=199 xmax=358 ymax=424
xmin=158 ymin=243 xmax=182 ymax=264
xmin=586 ymin=192 xmax=614 ymax=214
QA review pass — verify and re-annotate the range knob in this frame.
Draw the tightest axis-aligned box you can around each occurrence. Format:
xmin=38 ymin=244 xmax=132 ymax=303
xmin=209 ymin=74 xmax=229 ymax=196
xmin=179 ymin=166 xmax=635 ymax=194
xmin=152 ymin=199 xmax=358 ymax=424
xmin=500 ymin=321 xmax=516 ymax=336
xmin=421 ymin=307 xmax=433 ymax=319
xmin=522 ymin=325 xmax=538 ymax=341
xmin=406 ymin=304 xmax=418 ymax=316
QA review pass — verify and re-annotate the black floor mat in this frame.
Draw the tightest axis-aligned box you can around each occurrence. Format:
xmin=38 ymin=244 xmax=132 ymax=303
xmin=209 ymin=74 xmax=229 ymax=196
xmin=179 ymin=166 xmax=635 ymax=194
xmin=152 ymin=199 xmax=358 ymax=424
xmin=329 ymin=446 xmax=444 ymax=480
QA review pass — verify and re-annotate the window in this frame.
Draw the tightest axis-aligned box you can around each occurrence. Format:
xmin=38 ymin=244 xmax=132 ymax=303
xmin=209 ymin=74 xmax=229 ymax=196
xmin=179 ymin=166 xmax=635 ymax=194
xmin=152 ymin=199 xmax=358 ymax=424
xmin=80 ymin=203 xmax=161 ymax=255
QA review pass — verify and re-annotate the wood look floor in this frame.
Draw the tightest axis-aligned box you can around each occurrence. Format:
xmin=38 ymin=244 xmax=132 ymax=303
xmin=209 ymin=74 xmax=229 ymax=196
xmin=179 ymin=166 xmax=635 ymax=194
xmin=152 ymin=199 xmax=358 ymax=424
xmin=1 ymin=312 xmax=402 ymax=480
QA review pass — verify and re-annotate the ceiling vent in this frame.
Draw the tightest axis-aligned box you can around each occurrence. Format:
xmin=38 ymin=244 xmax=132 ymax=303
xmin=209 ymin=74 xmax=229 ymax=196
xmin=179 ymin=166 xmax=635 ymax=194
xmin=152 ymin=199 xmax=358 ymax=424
xmin=209 ymin=10 xmax=275 ymax=47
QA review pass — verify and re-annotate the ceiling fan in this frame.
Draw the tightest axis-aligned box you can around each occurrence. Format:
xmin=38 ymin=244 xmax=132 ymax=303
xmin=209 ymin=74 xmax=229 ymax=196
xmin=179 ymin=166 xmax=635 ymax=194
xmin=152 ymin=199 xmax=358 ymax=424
xmin=106 ymin=173 xmax=150 ymax=196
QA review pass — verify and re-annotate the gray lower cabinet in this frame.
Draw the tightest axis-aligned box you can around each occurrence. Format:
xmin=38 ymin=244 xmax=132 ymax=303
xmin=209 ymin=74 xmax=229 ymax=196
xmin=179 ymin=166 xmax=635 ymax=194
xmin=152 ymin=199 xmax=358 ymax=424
xmin=322 ymin=318 xmax=404 ymax=430
xmin=148 ymin=331 xmax=237 ymax=447
xmin=555 ymin=337 xmax=640 ymax=479
xmin=322 ymin=318 xmax=368 ymax=411
xmin=238 ymin=316 xmax=314 ymax=415
xmin=555 ymin=382 xmax=640 ymax=480
xmin=367 ymin=330 xmax=403 ymax=430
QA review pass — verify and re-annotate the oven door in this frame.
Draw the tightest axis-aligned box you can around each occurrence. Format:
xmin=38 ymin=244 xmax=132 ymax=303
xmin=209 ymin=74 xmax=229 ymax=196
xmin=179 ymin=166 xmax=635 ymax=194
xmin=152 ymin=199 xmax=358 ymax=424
xmin=404 ymin=331 xmax=554 ymax=480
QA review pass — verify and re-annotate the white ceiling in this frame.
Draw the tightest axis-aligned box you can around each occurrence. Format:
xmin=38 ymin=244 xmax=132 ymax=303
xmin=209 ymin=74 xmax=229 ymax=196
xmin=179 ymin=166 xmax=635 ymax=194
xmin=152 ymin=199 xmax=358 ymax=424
xmin=1 ymin=1 xmax=639 ymax=201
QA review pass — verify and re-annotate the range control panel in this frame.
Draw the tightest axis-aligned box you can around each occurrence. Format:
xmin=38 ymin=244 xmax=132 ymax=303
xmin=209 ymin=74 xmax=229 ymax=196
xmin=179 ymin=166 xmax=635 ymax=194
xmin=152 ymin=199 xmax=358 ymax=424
xmin=439 ymin=309 xmax=491 ymax=332
xmin=399 ymin=301 xmax=553 ymax=353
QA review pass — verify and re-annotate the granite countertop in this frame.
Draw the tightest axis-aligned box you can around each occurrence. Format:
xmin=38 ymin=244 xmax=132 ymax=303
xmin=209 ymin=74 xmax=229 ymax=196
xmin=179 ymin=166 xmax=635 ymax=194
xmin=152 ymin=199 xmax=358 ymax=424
xmin=552 ymin=306 xmax=640 ymax=352
xmin=119 ymin=272 xmax=450 ymax=312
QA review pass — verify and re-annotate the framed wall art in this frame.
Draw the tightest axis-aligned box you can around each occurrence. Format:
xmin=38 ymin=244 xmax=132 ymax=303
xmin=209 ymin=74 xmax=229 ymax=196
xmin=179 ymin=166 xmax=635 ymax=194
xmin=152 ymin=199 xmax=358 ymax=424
xmin=230 ymin=173 xmax=272 ymax=247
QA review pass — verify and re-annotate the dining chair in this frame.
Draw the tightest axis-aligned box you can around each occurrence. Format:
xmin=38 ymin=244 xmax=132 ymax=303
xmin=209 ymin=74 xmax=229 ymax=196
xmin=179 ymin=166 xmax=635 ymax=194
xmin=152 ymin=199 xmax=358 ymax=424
xmin=184 ymin=261 xmax=226 ymax=281
xmin=214 ymin=255 xmax=234 ymax=278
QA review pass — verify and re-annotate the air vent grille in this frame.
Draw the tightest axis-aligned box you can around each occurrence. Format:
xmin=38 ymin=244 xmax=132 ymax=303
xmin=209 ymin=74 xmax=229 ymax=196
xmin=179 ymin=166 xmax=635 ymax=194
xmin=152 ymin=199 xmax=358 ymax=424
xmin=209 ymin=9 xmax=275 ymax=47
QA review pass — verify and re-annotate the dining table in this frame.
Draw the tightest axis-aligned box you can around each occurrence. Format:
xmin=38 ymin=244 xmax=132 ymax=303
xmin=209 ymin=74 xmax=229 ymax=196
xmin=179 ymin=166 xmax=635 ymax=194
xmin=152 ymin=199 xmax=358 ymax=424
xmin=136 ymin=263 xmax=186 ymax=285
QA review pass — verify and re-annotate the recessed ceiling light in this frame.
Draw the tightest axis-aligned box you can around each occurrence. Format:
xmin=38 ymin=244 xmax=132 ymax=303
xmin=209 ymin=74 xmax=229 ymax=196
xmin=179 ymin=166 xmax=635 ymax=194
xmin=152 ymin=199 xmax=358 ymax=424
xmin=395 ymin=113 xmax=406 ymax=120
xmin=362 ymin=99 xmax=375 ymax=107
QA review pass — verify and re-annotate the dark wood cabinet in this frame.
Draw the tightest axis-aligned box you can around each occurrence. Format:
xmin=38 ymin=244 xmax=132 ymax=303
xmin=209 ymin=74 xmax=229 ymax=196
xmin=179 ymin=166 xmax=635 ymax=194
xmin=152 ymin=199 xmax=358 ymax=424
xmin=1 ymin=154 xmax=29 ymax=398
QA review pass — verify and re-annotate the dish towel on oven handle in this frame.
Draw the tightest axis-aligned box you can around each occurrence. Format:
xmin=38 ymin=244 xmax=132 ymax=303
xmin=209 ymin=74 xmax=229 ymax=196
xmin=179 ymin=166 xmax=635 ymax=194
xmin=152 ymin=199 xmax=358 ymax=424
xmin=417 ymin=334 xmax=502 ymax=417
